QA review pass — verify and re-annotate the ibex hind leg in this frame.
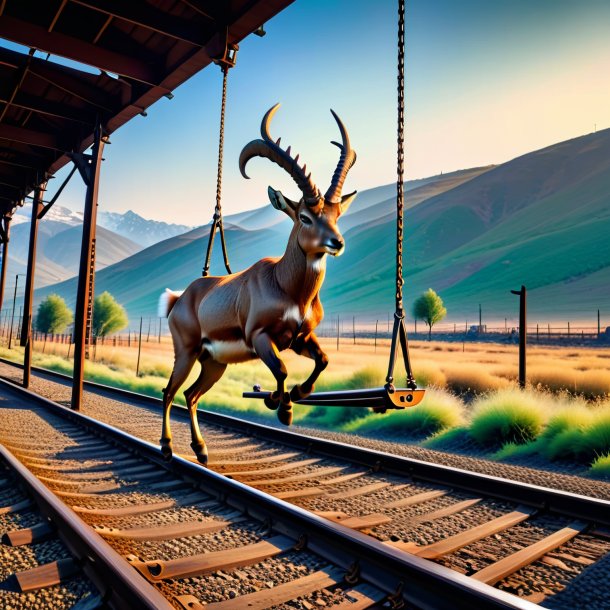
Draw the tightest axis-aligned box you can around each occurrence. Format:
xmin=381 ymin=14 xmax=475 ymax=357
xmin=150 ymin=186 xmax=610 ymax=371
xmin=161 ymin=352 xmax=197 ymax=461
xmin=183 ymin=358 xmax=227 ymax=465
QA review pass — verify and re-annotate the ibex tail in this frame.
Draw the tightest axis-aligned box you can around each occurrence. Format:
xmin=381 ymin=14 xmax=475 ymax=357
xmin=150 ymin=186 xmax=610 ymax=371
xmin=158 ymin=288 xmax=183 ymax=317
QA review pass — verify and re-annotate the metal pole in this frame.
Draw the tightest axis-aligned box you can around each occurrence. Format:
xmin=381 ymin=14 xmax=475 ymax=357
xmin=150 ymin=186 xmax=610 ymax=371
xmin=21 ymin=185 xmax=45 ymax=388
xmin=479 ymin=304 xmax=482 ymax=330
xmin=8 ymin=274 xmax=19 ymax=349
xmin=353 ymin=316 xmax=356 ymax=344
xmin=597 ymin=310 xmax=600 ymax=336
xmin=71 ymin=123 xmax=106 ymax=410
xmin=158 ymin=317 xmax=162 ymax=343
xmin=136 ymin=316 xmax=143 ymax=377
xmin=511 ymin=286 xmax=527 ymax=388
xmin=0 ymin=216 xmax=11 ymax=314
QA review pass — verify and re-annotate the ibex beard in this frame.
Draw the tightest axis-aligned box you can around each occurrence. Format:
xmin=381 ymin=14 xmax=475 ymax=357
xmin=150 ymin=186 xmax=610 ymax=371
xmin=158 ymin=103 xmax=357 ymax=464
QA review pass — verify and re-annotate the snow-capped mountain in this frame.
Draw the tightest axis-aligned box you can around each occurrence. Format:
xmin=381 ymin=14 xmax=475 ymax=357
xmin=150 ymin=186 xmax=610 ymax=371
xmin=97 ymin=210 xmax=193 ymax=248
xmin=12 ymin=204 xmax=83 ymax=226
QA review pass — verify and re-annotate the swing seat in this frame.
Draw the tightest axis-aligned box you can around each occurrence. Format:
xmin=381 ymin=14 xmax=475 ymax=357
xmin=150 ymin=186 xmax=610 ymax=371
xmin=243 ymin=386 xmax=425 ymax=410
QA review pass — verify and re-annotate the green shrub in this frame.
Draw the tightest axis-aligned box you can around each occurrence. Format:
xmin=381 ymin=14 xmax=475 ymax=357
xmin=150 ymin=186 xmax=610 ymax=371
xmin=469 ymin=389 xmax=547 ymax=446
xmin=590 ymin=454 xmax=610 ymax=478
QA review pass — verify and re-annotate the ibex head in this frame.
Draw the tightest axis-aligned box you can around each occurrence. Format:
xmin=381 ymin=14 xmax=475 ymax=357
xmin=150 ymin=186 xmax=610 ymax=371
xmin=239 ymin=104 xmax=357 ymax=257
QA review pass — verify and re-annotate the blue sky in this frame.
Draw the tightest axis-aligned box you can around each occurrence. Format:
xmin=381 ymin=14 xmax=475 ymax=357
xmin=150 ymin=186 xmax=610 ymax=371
xmin=18 ymin=0 xmax=610 ymax=223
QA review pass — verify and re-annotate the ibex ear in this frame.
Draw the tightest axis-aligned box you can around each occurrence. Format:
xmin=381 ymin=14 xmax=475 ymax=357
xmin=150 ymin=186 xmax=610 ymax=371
xmin=339 ymin=191 xmax=357 ymax=215
xmin=267 ymin=186 xmax=297 ymax=220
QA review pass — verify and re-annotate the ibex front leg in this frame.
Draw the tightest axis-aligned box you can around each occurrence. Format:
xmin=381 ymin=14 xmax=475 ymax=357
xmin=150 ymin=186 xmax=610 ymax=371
xmin=183 ymin=358 xmax=227 ymax=465
xmin=290 ymin=332 xmax=329 ymax=401
xmin=253 ymin=332 xmax=293 ymax=425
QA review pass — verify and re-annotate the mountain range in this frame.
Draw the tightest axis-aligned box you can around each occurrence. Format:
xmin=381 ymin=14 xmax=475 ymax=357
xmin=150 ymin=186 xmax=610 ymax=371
xmin=4 ymin=207 xmax=195 ymax=294
xmin=32 ymin=128 xmax=610 ymax=324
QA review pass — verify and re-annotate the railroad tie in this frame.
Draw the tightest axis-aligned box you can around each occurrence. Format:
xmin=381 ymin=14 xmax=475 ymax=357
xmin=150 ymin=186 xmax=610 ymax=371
xmin=175 ymin=579 xmax=387 ymax=610
xmin=94 ymin=515 xmax=246 ymax=541
xmin=385 ymin=489 xmax=448 ymax=509
xmin=71 ymin=491 xmax=211 ymax=517
xmin=471 ymin=521 xmax=587 ymax=585
xmin=0 ymin=498 xmax=33 ymax=515
xmin=10 ymin=558 xmax=80 ymax=592
xmin=389 ymin=506 xmax=535 ymax=559
xmin=315 ymin=511 xmax=392 ymax=530
xmin=128 ymin=535 xmax=295 ymax=581
xmin=222 ymin=458 xmax=321 ymax=478
xmin=2 ymin=522 xmax=55 ymax=546
xmin=324 ymin=481 xmax=390 ymax=500
xmin=210 ymin=450 xmax=298 ymax=468
xmin=247 ymin=466 xmax=344 ymax=487
xmin=402 ymin=498 xmax=482 ymax=527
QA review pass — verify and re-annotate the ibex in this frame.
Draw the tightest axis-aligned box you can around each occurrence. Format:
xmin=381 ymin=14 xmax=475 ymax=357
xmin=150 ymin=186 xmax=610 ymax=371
xmin=159 ymin=104 xmax=356 ymax=464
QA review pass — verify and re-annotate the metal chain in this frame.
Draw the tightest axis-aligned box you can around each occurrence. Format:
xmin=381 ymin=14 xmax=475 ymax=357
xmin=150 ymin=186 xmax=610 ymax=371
xmin=395 ymin=0 xmax=405 ymax=317
xmin=202 ymin=65 xmax=232 ymax=276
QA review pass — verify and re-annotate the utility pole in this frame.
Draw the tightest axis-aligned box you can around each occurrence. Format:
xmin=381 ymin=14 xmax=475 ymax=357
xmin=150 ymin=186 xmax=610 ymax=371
xmin=510 ymin=286 xmax=527 ymax=388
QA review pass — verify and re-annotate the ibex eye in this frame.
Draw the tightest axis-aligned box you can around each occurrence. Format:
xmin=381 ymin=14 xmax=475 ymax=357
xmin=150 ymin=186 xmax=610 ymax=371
xmin=299 ymin=214 xmax=312 ymax=225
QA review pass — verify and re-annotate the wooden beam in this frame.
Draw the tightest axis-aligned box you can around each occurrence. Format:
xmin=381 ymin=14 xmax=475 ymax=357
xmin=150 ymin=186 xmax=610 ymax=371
xmin=0 ymin=124 xmax=66 ymax=151
xmin=71 ymin=0 xmax=211 ymax=46
xmin=0 ymin=91 xmax=95 ymax=125
xmin=0 ymin=14 xmax=160 ymax=85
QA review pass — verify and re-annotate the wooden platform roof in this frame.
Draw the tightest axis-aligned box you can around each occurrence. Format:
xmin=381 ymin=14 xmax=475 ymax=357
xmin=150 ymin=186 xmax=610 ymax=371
xmin=0 ymin=0 xmax=294 ymax=217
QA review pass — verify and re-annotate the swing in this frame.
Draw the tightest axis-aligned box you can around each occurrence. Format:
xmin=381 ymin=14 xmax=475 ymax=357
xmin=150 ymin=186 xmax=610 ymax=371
xmin=243 ymin=0 xmax=425 ymax=412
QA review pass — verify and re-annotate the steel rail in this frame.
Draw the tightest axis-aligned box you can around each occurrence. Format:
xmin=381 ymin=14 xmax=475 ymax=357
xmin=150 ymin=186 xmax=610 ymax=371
xmin=0 ymin=443 xmax=174 ymax=610
xmin=0 ymin=374 xmax=538 ymax=609
xmin=5 ymin=358 xmax=609 ymax=529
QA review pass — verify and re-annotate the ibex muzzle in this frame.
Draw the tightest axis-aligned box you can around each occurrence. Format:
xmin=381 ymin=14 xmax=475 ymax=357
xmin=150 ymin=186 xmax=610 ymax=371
xmin=159 ymin=104 xmax=357 ymax=464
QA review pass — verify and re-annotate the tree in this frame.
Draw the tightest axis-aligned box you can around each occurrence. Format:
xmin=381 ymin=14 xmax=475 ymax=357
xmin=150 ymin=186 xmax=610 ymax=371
xmin=92 ymin=291 xmax=128 ymax=338
xmin=412 ymin=288 xmax=447 ymax=340
xmin=35 ymin=294 xmax=73 ymax=334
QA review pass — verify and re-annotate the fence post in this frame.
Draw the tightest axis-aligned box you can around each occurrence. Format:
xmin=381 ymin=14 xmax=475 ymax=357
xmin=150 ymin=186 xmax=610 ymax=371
xmin=353 ymin=316 xmax=356 ymax=344
xmin=374 ymin=320 xmax=378 ymax=352
xmin=336 ymin=314 xmax=340 ymax=351
xmin=536 ymin=323 xmax=539 ymax=342
xmin=598 ymin=310 xmax=601 ymax=336
xmin=159 ymin=317 xmax=162 ymax=343
xmin=567 ymin=321 xmax=570 ymax=338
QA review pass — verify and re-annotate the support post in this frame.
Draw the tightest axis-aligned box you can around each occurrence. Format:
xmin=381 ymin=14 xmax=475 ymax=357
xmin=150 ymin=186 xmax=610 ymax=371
xmin=0 ymin=216 xmax=11 ymax=314
xmin=511 ymin=286 xmax=527 ymax=388
xmin=598 ymin=310 xmax=601 ymax=336
xmin=136 ymin=316 xmax=143 ymax=376
xmin=21 ymin=184 xmax=46 ymax=388
xmin=8 ymin=274 xmax=19 ymax=349
xmin=71 ymin=123 xmax=106 ymax=410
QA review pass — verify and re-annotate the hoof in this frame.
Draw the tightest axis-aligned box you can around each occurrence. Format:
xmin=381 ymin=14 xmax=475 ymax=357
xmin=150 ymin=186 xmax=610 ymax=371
xmin=290 ymin=384 xmax=313 ymax=402
xmin=278 ymin=404 xmax=293 ymax=426
xmin=191 ymin=441 xmax=208 ymax=466
xmin=160 ymin=441 xmax=173 ymax=461
xmin=264 ymin=391 xmax=281 ymax=411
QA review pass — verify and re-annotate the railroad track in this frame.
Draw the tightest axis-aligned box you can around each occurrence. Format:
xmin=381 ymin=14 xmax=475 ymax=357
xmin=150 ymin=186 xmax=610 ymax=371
xmin=1 ymin=360 xmax=610 ymax=608
xmin=0 ymin=372 xmax=539 ymax=610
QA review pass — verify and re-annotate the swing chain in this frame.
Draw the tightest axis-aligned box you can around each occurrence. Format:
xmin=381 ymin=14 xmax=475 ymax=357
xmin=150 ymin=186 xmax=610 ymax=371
xmin=395 ymin=0 xmax=405 ymax=317
xmin=385 ymin=0 xmax=417 ymax=393
xmin=203 ymin=63 xmax=233 ymax=276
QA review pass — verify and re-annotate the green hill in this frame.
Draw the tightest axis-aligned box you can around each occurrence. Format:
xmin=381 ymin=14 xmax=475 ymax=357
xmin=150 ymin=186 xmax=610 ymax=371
xmin=35 ymin=129 xmax=610 ymax=325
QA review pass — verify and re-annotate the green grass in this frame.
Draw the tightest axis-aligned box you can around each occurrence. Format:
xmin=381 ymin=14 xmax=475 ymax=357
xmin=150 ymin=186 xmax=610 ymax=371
xmin=590 ymin=454 xmax=610 ymax=478
xmin=469 ymin=389 xmax=547 ymax=446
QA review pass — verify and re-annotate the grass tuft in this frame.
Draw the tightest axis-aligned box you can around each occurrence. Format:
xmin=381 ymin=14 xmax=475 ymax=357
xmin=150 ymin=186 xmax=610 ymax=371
xmin=590 ymin=454 xmax=610 ymax=478
xmin=469 ymin=388 xmax=547 ymax=446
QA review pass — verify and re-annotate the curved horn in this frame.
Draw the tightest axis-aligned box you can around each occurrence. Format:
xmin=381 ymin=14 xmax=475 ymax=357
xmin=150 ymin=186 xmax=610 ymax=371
xmin=324 ymin=109 xmax=357 ymax=204
xmin=239 ymin=104 xmax=321 ymax=205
